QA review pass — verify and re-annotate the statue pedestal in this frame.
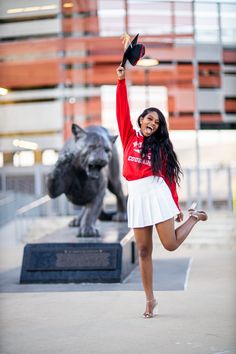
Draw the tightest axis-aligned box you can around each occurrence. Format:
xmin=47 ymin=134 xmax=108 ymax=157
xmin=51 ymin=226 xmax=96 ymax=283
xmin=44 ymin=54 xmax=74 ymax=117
xmin=20 ymin=222 xmax=137 ymax=283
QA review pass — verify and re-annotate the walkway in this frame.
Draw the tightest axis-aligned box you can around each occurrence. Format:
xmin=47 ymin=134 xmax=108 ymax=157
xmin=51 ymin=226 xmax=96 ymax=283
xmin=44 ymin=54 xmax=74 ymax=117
xmin=0 ymin=211 xmax=235 ymax=354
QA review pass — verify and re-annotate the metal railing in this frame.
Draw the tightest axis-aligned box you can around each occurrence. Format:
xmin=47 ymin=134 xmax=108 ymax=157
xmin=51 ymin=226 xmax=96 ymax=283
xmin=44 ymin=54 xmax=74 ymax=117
xmin=0 ymin=164 xmax=235 ymax=241
xmin=0 ymin=192 xmax=35 ymax=226
xmin=183 ymin=165 xmax=234 ymax=211
xmin=0 ymin=165 xmax=235 ymax=209
xmin=14 ymin=194 xmax=76 ymax=241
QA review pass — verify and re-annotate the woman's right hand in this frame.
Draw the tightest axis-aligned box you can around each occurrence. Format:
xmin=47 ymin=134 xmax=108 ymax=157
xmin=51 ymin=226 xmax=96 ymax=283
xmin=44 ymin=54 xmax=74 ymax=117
xmin=116 ymin=66 xmax=125 ymax=80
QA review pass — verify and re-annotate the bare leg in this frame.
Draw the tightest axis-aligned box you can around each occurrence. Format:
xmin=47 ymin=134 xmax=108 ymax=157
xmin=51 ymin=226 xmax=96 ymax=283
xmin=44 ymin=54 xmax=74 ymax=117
xmin=155 ymin=214 xmax=203 ymax=251
xmin=133 ymin=226 xmax=155 ymax=315
xmin=175 ymin=216 xmax=198 ymax=246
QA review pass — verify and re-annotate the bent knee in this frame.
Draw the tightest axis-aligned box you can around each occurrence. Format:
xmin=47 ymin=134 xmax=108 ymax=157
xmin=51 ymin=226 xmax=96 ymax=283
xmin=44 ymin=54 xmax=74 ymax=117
xmin=138 ymin=246 xmax=152 ymax=259
xmin=163 ymin=242 xmax=178 ymax=252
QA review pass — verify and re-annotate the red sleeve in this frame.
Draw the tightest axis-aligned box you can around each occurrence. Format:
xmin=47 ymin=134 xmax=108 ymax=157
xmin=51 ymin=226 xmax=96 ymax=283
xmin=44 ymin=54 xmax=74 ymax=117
xmin=116 ymin=79 xmax=134 ymax=148
xmin=164 ymin=177 xmax=180 ymax=211
xmin=161 ymin=149 xmax=180 ymax=211
xmin=161 ymin=159 xmax=180 ymax=210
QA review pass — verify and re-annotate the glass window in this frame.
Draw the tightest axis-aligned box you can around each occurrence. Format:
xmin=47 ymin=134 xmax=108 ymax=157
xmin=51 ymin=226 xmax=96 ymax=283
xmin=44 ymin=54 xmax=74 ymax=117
xmin=13 ymin=151 xmax=35 ymax=167
xmin=42 ymin=149 xmax=58 ymax=165
xmin=0 ymin=152 xmax=3 ymax=167
xmin=101 ymin=84 xmax=168 ymax=132
xmin=101 ymin=85 xmax=117 ymax=132
xmin=221 ymin=3 xmax=236 ymax=45
xmin=194 ymin=3 xmax=219 ymax=43
xmin=128 ymin=1 xmax=172 ymax=35
xmin=98 ymin=0 xmax=125 ymax=36
xmin=129 ymin=86 xmax=168 ymax=128
xmin=175 ymin=2 xmax=193 ymax=35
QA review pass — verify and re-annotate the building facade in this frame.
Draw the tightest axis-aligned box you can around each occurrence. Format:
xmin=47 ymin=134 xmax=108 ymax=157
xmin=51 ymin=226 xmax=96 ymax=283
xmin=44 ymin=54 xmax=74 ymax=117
xmin=0 ymin=0 xmax=235 ymax=194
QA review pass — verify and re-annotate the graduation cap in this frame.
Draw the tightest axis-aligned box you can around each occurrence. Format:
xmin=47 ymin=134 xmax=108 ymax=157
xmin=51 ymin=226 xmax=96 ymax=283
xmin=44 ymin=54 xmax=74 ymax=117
xmin=121 ymin=33 xmax=145 ymax=68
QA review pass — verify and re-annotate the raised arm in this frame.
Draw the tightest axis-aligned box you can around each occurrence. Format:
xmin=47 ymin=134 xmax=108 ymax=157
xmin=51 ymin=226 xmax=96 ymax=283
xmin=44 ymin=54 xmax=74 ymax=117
xmin=116 ymin=66 xmax=134 ymax=148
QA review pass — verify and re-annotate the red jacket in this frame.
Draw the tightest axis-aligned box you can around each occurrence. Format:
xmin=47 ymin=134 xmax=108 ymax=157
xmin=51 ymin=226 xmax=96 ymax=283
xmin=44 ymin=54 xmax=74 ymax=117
xmin=116 ymin=79 xmax=180 ymax=210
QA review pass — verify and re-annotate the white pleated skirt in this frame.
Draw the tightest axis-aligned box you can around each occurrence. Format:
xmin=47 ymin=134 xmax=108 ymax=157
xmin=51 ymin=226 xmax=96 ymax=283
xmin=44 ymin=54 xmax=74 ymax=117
xmin=127 ymin=176 xmax=179 ymax=228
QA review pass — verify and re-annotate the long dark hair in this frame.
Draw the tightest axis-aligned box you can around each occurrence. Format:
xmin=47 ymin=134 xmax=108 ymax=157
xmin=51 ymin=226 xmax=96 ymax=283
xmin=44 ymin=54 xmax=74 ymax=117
xmin=138 ymin=107 xmax=183 ymax=186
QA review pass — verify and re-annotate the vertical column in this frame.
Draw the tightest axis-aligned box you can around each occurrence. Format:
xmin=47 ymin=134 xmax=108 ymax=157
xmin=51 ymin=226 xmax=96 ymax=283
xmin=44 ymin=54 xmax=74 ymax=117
xmin=34 ymin=165 xmax=42 ymax=196
xmin=192 ymin=1 xmax=201 ymax=207
xmin=124 ymin=0 xmax=129 ymax=33
xmin=217 ymin=2 xmax=224 ymax=123
xmin=206 ymin=168 xmax=213 ymax=210
xmin=227 ymin=167 xmax=233 ymax=211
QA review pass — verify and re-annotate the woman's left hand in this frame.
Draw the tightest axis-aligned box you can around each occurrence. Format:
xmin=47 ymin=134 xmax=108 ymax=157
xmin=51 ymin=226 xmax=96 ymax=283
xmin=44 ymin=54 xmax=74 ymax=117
xmin=116 ymin=66 xmax=125 ymax=80
xmin=175 ymin=211 xmax=184 ymax=222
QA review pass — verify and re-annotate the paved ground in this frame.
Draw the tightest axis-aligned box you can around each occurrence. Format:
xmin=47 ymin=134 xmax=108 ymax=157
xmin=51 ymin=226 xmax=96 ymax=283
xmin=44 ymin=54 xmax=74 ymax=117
xmin=0 ymin=211 xmax=236 ymax=354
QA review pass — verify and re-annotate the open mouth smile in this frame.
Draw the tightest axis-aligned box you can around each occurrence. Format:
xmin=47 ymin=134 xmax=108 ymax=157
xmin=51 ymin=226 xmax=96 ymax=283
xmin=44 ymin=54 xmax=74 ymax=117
xmin=145 ymin=126 xmax=154 ymax=134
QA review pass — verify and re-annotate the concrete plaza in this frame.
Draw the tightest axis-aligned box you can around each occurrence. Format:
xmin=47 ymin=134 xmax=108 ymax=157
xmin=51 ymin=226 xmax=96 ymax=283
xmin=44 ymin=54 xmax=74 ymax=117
xmin=0 ymin=211 xmax=236 ymax=354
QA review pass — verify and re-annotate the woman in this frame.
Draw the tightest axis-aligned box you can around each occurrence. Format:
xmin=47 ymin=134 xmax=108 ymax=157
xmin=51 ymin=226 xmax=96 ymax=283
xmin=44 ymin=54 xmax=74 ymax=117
xmin=116 ymin=66 xmax=207 ymax=318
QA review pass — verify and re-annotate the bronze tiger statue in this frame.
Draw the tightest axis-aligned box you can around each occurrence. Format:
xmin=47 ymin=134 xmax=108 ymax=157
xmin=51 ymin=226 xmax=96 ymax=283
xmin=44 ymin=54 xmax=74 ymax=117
xmin=47 ymin=124 xmax=127 ymax=237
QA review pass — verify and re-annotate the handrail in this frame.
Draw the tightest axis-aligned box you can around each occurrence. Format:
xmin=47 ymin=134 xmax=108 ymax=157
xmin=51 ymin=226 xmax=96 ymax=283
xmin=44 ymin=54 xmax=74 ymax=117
xmin=16 ymin=195 xmax=51 ymax=216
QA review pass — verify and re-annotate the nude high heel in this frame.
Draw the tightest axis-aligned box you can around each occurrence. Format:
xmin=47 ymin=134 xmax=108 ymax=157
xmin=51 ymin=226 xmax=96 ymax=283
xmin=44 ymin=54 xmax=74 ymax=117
xmin=143 ymin=298 xmax=158 ymax=318
xmin=188 ymin=202 xmax=208 ymax=221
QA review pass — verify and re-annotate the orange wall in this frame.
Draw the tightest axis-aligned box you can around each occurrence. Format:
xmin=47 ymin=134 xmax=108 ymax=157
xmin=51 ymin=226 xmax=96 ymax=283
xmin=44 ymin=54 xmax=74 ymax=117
xmin=1 ymin=34 xmax=233 ymax=131
xmin=0 ymin=60 xmax=62 ymax=88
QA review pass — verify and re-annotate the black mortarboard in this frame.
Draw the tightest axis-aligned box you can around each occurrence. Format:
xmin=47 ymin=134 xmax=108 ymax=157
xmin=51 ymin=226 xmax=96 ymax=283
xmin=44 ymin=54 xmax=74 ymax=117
xmin=121 ymin=34 xmax=145 ymax=68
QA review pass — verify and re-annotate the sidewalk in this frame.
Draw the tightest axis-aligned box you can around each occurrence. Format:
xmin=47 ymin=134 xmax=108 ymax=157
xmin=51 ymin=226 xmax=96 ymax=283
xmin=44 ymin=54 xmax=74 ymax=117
xmin=0 ymin=211 xmax=236 ymax=354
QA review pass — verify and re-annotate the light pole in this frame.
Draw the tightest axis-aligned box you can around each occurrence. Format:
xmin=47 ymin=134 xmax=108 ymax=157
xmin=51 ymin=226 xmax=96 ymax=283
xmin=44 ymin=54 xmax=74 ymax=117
xmin=0 ymin=87 xmax=9 ymax=191
xmin=137 ymin=56 xmax=159 ymax=107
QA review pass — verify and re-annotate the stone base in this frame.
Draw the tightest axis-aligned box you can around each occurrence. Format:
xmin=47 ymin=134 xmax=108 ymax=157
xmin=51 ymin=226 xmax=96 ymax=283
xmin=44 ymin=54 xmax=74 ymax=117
xmin=20 ymin=221 xmax=137 ymax=283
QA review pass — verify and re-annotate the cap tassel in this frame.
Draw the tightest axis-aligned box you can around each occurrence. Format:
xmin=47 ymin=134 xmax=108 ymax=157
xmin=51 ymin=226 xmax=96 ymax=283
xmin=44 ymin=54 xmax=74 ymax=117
xmin=120 ymin=32 xmax=132 ymax=50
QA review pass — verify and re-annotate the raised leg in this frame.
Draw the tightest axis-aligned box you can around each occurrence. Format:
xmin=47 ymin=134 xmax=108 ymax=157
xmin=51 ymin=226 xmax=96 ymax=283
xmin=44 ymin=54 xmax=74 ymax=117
xmin=155 ymin=212 xmax=206 ymax=251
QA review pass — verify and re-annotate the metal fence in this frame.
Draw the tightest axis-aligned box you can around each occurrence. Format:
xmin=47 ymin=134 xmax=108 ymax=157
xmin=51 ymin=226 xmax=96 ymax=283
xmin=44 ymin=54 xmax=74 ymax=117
xmin=0 ymin=165 xmax=235 ymax=240
xmin=14 ymin=194 xmax=76 ymax=241
xmin=1 ymin=164 xmax=234 ymax=209
xmin=182 ymin=165 xmax=235 ymax=211
xmin=0 ymin=192 xmax=35 ymax=227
